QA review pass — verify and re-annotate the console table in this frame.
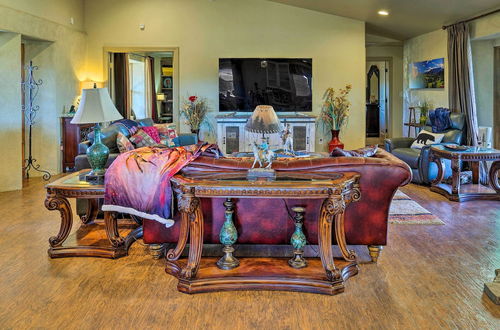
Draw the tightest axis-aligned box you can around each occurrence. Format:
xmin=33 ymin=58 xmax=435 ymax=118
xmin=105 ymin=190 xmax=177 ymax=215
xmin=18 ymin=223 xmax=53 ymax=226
xmin=44 ymin=170 xmax=142 ymax=258
xmin=166 ymin=171 xmax=361 ymax=295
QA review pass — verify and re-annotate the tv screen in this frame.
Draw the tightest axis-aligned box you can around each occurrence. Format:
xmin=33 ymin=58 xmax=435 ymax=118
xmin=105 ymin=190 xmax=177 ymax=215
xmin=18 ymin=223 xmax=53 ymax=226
xmin=219 ymin=58 xmax=312 ymax=112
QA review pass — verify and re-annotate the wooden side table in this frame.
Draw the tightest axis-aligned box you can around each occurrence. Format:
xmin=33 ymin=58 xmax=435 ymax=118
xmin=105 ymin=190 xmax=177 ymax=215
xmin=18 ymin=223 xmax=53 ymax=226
xmin=44 ymin=171 xmax=142 ymax=258
xmin=165 ymin=171 xmax=361 ymax=295
xmin=430 ymin=145 xmax=500 ymax=202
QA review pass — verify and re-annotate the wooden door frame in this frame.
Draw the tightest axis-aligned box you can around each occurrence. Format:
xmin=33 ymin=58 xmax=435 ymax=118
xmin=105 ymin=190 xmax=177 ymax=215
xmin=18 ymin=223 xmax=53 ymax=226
xmin=494 ymin=47 xmax=500 ymax=149
xmin=21 ymin=43 xmax=25 ymax=184
xmin=103 ymin=46 xmax=179 ymax=128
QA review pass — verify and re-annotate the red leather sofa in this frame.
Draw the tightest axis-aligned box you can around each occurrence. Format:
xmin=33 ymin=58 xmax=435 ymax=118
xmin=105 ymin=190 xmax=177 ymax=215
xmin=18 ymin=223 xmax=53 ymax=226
xmin=142 ymin=149 xmax=411 ymax=262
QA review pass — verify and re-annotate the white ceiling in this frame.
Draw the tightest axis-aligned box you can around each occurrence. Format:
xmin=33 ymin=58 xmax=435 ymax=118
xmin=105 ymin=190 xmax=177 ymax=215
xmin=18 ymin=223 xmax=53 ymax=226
xmin=268 ymin=0 xmax=500 ymax=40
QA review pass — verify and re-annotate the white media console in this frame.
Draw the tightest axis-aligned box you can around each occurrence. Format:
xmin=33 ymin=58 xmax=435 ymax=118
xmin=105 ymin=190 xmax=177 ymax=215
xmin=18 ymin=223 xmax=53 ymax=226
xmin=216 ymin=113 xmax=316 ymax=155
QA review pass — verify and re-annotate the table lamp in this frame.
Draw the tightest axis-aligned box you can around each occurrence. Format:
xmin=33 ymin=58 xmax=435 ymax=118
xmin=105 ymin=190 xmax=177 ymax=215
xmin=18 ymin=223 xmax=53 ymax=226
xmin=244 ymin=105 xmax=282 ymax=179
xmin=71 ymin=87 xmax=123 ymax=184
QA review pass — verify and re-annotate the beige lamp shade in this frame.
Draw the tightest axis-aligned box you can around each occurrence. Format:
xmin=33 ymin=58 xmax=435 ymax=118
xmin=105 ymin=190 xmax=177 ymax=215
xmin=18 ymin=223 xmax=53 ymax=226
xmin=245 ymin=105 xmax=282 ymax=134
xmin=71 ymin=88 xmax=123 ymax=124
xmin=156 ymin=93 xmax=165 ymax=101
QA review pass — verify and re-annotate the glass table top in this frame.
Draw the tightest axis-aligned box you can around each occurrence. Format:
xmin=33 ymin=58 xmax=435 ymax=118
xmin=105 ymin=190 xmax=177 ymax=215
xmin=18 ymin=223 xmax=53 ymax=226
xmin=432 ymin=145 xmax=500 ymax=154
xmin=178 ymin=171 xmax=346 ymax=183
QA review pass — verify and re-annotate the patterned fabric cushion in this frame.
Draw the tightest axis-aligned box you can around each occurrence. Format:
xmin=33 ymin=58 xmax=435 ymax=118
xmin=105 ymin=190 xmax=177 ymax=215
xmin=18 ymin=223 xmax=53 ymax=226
xmin=155 ymin=123 xmax=177 ymax=139
xmin=129 ymin=129 xmax=157 ymax=148
xmin=155 ymin=123 xmax=178 ymax=147
xmin=116 ymin=132 xmax=135 ymax=153
xmin=112 ymin=119 xmax=139 ymax=131
xmin=141 ymin=126 xmax=161 ymax=143
xmin=410 ymin=130 xmax=444 ymax=149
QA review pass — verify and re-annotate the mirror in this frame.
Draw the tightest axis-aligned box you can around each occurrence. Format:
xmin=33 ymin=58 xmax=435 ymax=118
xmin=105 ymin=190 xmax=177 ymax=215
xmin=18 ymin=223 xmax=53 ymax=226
xmin=366 ymin=65 xmax=380 ymax=104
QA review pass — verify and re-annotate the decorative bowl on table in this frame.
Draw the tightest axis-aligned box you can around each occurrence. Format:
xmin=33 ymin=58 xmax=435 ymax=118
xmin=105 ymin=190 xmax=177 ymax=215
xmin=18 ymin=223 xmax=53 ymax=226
xmin=443 ymin=144 xmax=469 ymax=151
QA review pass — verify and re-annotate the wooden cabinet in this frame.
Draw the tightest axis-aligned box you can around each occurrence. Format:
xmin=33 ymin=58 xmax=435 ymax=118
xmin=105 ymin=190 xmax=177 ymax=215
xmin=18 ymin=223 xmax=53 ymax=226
xmin=216 ymin=114 xmax=316 ymax=155
xmin=60 ymin=116 xmax=93 ymax=172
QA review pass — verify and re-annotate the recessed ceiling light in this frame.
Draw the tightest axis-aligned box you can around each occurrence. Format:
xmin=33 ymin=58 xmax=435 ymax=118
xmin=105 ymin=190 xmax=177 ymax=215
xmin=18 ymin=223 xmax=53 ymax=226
xmin=378 ymin=10 xmax=389 ymax=16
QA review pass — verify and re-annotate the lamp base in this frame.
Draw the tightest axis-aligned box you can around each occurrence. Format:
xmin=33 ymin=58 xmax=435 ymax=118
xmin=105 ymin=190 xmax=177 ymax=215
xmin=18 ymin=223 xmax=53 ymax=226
xmin=247 ymin=168 xmax=276 ymax=181
xmin=79 ymin=171 xmax=105 ymax=185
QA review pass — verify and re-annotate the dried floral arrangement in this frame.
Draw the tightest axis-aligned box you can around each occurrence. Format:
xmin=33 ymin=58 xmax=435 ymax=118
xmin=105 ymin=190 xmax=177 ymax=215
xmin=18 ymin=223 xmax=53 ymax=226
xmin=318 ymin=84 xmax=352 ymax=131
xmin=180 ymin=95 xmax=211 ymax=131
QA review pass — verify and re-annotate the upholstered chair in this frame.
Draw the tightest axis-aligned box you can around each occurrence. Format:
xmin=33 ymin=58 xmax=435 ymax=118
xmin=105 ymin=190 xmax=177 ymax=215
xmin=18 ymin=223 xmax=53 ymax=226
xmin=385 ymin=113 xmax=465 ymax=184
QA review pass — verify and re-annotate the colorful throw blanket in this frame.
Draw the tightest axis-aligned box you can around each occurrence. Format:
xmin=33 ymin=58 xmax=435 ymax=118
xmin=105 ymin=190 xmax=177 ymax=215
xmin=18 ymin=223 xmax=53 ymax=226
xmin=102 ymin=144 xmax=221 ymax=227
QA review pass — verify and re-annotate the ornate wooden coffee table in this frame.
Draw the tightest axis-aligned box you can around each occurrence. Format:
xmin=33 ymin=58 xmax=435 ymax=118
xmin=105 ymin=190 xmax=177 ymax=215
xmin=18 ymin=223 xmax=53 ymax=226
xmin=44 ymin=170 xmax=142 ymax=258
xmin=165 ymin=171 xmax=361 ymax=295
xmin=430 ymin=145 xmax=500 ymax=202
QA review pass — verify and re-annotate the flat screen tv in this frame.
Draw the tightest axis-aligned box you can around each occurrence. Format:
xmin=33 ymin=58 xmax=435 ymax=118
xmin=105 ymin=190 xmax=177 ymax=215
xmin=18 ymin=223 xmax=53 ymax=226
xmin=219 ymin=58 xmax=312 ymax=112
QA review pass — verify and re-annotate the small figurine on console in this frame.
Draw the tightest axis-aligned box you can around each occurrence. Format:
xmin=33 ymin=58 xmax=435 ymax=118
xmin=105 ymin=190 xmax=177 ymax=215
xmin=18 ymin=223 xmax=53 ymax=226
xmin=251 ymin=141 xmax=274 ymax=170
xmin=281 ymin=123 xmax=294 ymax=154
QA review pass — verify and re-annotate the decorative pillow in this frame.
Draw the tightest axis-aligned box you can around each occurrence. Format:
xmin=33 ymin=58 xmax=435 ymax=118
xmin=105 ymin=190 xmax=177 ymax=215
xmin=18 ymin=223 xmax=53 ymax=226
xmin=331 ymin=145 xmax=378 ymax=157
xmin=155 ymin=123 xmax=178 ymax=140
xmin=141 ymin=126 xmax=161 ymax=143
xmin=411 ymin=130 xmax=444 ymax=149
xmin=116 ymin=132 xmax=135 ymax=153
xmin=129 ymin=129 xmax=157 ymax=148
xmin=160 ymin=137 xmax=176 ymax=147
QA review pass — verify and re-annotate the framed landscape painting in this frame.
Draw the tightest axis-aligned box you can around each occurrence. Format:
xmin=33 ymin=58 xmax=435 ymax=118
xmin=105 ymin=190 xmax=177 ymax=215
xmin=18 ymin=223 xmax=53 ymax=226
xmin=410 ymin=58 xmax=445 ymax=89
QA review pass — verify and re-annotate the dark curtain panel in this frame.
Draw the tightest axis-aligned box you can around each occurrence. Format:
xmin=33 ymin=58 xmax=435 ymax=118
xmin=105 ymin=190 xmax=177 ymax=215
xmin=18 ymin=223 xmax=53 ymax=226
xmin=148 ymin=56 xmax=158 ymax=123
xmin=113 ymin=53 xmax=130 ymax=118
xmin=447 ymin=22 xmax=479 ymax=145
xmin=447 ymin=22 xmax=487 ymax=182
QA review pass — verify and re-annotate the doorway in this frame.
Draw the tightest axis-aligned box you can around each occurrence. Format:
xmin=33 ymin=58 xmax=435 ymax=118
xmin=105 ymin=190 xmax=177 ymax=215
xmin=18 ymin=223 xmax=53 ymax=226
xmin=366 ymin=59 xmax=390 ymax=145
xmin=105 ymin=47 xmax=178 ymax=125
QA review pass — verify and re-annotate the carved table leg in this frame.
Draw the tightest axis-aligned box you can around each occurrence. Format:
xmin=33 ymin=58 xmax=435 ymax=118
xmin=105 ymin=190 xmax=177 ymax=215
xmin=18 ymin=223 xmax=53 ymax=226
xmin=288 ymin=206 xmax=307 ymax=269
xmin=318 ymin=196 xmax=343 ymax=281
xmin=430 ymin=154 xmax=446 ymax=185
xmin=166 ymin=212 xmax=190 ymax=261
xmin=45 ymin=192 xmax=73 ymax=247
xmin=104 ymin=212 xmax=124 ymax=247
xmin=179 ymin=196 xmax=203 ymax=280
xmin=217 ymin=198 xmax=239 ymax=270
xmin=451 ymin=158 xmax=462 ymax=195
xmin=489 ymin=161 xmax=500 ymax=194
xmin=80 ymin=198 xmax=98 ymax=224
xmin=334 ymin=210 xmax=357 ymax=262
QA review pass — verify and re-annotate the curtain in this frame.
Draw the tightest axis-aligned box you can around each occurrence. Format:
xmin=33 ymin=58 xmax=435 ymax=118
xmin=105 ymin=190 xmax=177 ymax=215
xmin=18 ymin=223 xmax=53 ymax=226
xmin=113 ymin=53 xmax=132 ymax=119
xmin=147 ymin=56 xmax=158 ymax=122
xmin=447 ymin=22 xmax=487 ymax=182
xmin=144 ymin=58 xmax=153 ymax=119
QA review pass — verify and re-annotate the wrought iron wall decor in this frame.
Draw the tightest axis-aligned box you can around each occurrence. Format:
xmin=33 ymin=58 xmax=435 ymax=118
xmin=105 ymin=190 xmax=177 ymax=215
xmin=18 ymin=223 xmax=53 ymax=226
xmin=21 ymin=61 xmax=51 ymax=180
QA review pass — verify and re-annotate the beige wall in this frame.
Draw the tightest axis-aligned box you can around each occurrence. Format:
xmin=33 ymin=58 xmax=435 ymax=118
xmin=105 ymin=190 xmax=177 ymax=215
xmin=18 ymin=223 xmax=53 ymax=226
xmin=402 ymin=14 xmax=500 ymax=138
xmin=472 ymin=38 xmax=499 ymax=127
xmin=366 ymin=45 xmax=404 ymax=138
xmin=0 ymin=5 xmax=86 ymax=190
xmin=84 ymin=0 xmax=366 ymax=150
xmin=0 ymin=33 xmax=22 ymax=192
xmin=403 ymin=29 xmax=448 ymax=136
xmin=0 ymin=0 xmax=85 ymax=31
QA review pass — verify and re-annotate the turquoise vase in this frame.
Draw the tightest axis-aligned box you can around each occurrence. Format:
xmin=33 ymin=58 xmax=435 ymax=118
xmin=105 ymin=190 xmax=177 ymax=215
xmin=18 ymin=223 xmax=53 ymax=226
xmin=87 ymin=123 xmax=109 ymax=176
xmin=217 ymin=199 xmax=240 ymax=270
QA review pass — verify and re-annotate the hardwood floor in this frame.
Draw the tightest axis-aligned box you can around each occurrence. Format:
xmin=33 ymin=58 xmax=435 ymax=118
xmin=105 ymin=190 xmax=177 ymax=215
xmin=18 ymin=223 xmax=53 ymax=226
xmin=0 ymin=177 xmax=498 ymax=329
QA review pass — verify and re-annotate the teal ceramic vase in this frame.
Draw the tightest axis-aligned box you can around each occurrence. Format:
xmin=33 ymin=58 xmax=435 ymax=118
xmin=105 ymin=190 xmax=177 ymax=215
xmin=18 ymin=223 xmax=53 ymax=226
xmin=87 ymin=123 xmax=109 ymax=176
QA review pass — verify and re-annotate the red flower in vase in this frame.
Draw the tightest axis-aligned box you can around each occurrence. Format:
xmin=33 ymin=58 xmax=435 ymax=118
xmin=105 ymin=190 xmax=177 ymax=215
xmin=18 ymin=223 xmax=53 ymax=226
xmin=188 ymin=96 xmax=197 ymax=102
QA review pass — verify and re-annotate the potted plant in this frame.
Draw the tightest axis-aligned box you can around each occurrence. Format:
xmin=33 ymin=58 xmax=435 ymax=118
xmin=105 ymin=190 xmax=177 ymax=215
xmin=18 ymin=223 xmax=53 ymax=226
xmin=181 ymin=95 xmax=211 ymax=140
xmin=419 ymin=100 xmax=432 ymax=126
xmin=318 ymin=84 xmax=352 ymax=152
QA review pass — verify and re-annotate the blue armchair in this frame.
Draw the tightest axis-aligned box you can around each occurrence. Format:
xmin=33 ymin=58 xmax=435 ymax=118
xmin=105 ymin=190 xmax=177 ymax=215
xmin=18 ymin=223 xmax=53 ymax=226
xmin=385 ymin=113 xmax=465 ymax=184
